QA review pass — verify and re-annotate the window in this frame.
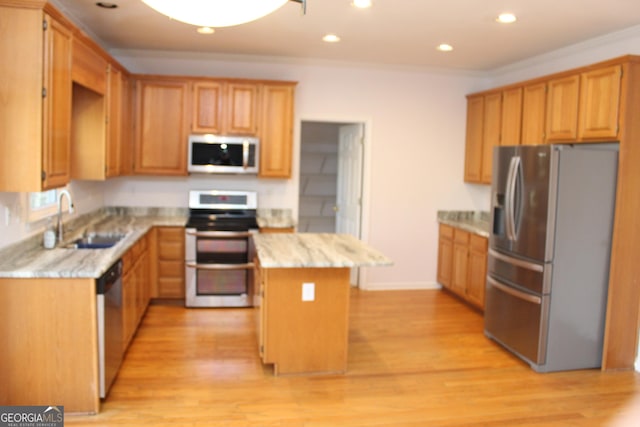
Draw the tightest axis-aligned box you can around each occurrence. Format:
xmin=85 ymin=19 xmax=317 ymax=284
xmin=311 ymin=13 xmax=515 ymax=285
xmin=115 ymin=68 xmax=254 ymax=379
xmin=26 ymin=188 xmax=69 ymax=223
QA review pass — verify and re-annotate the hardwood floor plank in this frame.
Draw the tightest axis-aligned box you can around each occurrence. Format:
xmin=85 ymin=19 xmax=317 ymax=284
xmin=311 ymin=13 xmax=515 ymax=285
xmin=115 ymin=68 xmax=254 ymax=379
xmin=66 ymin=289 xmax=640 ymax=426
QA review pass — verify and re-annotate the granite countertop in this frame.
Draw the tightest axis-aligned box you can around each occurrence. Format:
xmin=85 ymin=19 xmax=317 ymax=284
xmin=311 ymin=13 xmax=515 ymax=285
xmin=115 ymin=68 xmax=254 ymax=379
xmin=437 ymin=211 xmax=490 ymax=237
xmin=256 ymin=208 xmax=296 ymax=229
xmin=0 ymin=208 xmax=187 ymax=279
xmin=253 ymin=233 xmax=393 ymax=268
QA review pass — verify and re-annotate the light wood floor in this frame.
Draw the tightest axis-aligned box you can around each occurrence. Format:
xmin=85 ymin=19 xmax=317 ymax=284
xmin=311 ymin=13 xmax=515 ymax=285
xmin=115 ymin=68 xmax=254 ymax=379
xmin=67 ymin=289 xmax=640 ymax=426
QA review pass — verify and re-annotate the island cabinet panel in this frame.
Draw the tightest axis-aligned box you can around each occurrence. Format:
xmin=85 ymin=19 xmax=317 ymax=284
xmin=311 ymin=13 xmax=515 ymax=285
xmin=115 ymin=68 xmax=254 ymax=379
xmin=578 ymin=65 xmax=622 ymax=140
xmin=521 ymin=82 xmax=547 ymax=145
xmin=0 ymin=277 xmax=100 ymax=414
xmin=134 ymin=78 xmax=189 ymax=175
xmin=259 ymin=267 xmax=351 ymax=375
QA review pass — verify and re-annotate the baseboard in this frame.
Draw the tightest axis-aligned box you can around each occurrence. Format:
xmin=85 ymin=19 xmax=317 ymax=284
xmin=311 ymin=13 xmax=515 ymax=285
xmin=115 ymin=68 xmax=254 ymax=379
xmin=359 ymin=281 xmax=442 ymax=291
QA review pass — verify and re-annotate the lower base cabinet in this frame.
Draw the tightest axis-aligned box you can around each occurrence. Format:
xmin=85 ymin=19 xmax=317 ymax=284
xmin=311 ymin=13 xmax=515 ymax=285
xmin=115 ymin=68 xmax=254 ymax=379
xmin=150 ymin=226 xmax=185 ymax=299
xmin=437 ymin=223 xmax=488 ymax=310
xmin=122 ymin=232 xmax=150 ymax=350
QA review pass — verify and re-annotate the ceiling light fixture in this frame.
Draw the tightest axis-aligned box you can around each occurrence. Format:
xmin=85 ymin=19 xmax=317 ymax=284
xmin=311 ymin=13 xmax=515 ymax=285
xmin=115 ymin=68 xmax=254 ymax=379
xmin=141 ymin=0 xmax=306 ymax=28
xmin=352 ymin=0 xmax=372 ymax=8
xmin=95 ymin=2 xmax=118 ymax=9
xmin=197 ymin=27 xmax=215 ymax=35
xmin=437 ymin=44 xmax=453 ymax=52
xmin=496 ymin=13 xmax=517 ymax=24
xmin=323 ymin=34 xmax=341 ymax=43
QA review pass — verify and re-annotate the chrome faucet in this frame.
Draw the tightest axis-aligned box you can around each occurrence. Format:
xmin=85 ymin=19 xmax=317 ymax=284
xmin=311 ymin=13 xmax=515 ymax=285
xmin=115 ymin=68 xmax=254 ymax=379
xmin=57 ymin=189 xmax=75 ymax=243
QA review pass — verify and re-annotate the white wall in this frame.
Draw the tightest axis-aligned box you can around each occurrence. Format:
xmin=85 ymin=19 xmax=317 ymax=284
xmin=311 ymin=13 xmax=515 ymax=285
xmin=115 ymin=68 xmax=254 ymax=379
xmin=109 ymin=52 xmax=490 ymax=290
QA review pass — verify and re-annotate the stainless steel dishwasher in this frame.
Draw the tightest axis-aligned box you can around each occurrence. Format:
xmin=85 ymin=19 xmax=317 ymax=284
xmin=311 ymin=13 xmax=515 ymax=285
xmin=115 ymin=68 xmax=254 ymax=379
xmin=96 ymin=260 xmax=123 ymax=398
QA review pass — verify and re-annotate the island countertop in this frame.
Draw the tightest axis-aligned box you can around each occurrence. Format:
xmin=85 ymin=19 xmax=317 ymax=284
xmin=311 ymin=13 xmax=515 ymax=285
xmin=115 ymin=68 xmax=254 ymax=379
xmin=253 ymin=233 xmax=393 ymax=268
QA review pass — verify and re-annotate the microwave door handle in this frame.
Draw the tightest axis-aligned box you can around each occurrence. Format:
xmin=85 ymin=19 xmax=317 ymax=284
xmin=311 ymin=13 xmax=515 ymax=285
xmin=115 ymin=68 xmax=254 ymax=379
xmin=243 ymin=140 xmax=249 ymax=170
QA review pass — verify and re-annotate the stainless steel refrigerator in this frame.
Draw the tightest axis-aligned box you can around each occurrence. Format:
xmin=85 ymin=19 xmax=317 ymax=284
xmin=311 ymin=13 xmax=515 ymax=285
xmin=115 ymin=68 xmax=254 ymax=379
xmin=484 ymin=143 xmax=618 ymax=372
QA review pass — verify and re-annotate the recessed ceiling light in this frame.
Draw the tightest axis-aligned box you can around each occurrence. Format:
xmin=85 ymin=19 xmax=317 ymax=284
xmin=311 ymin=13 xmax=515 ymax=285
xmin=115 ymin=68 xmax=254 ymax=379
xmin=352 ymin=0 xmax=372 ymax=8
xmin=323 ymin=34 xmax=341 ymax=43
xmin=197 ymin=27 xmax=215 ymax=34
xmin=437 ymin=44 xmax=453 ymax=52
xmin=497 ymin=13 xmax=517 ymax=24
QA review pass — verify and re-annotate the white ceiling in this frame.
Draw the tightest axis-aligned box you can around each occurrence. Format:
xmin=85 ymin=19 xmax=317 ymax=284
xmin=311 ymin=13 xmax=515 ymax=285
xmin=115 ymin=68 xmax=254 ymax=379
xmin=51 ymin=0 xmax=640 ymax=71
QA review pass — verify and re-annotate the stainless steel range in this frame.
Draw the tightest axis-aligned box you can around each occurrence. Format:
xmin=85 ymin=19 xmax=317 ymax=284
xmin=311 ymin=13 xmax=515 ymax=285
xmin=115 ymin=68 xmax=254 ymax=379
xmin=185 ymin=190 xmax=258 ymax=308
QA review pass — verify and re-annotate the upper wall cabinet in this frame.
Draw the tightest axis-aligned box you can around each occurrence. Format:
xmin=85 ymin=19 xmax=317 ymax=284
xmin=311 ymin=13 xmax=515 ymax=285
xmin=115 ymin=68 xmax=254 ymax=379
xmin=464 ymin=91 xmax=501 ymax=185
xmin=72 ymin=36 xmax=107 ymax=95
xmin=545 ymin=74 xmax=580 ymax=142
xmin=521 ymin=82 xmax=547 ymax=145
xmin=0 ymin=6 xmax=72 ymax=192
xmin=500 ymin=87 xmax=523 ymax=146
xmin=578 ymin=65 xmax=622 ymax=140
xmin=134 ymin=78 xmax=189 ymax=176
xmin=258 ymin=83 xmax=296 ymax=178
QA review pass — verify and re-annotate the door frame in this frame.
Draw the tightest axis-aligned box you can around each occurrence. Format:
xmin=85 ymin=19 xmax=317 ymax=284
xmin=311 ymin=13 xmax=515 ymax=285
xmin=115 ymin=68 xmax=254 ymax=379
xmin=297 ymin=117 xmax=372 ymax=287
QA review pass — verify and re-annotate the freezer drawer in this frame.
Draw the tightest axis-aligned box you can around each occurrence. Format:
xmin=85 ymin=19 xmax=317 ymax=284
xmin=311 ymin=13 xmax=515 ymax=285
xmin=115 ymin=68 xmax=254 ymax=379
xmin=488 ymin=249 xmax=551 ymax=295
xmin=484 ymin=275 xmax=550 ymax=366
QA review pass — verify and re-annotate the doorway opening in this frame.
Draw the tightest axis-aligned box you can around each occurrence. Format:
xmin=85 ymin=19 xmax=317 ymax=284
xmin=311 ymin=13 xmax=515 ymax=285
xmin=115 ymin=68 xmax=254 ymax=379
xmin=298 ymin=121 xmax=365 ymax=284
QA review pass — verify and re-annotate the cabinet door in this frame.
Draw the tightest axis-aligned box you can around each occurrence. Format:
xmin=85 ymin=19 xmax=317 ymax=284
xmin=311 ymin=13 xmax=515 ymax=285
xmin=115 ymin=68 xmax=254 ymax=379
xmin=480 ymin=92 xmax=502 ymax=184
xmin=259 ymin=84 xmax=295 ymax=178
xmin=521 ymin=82 xmax=547 ymax=145
xmin=578 ymin=65 xmax=622 ymax=140
xmin=437 ymin=224 xmax=453 ymax=288
xmin=134 ymin=79 xmax=189 ymax=175
xmin=42 ymin=14 xmax=72 ymax=190
xmin=463 ymin=95 xmax=484 ymax=183
xmin=451 ymin=229 xmax=470 ymax=297
xmin=106 ymin=65 xmax=122 ymax=177
xmin=501 ymin=87 xmax=523 ymax=146
xmin=156 ymin=227 xmax=186 ymax=298
xmin=546 ymin=74 xmax=580 ymax=142
xmin=192 ymin=81 xmax=223 ymax=133
xmin=225 ymin=82 xmax=259 ymax=135
xmin=467 ymin=234 xmax=488 ymax=309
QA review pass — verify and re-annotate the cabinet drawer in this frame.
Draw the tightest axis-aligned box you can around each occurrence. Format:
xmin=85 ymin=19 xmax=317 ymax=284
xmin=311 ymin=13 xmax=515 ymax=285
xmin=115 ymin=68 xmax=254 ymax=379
xmin=157 ymin=227 xmax=184 ymax=241
xmin=158 ymin=260 xmax=184 ymax=278
xmin=453 ymin=228 xmax=470 ymax=244
xmin=439 ymin=223 xmax=454 ymax=239
xmin=470 ymin=234 xmax=488 ymax=251
xmin=158 ymin=241 xmax=184 ymax=260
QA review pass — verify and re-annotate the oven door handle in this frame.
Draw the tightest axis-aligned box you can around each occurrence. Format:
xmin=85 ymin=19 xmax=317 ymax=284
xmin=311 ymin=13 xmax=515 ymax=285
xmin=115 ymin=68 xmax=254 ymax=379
xmin=186 ymin=262 xmax=255 ymax=270
xmin=185 ymin=230 xmax=253 ymax=238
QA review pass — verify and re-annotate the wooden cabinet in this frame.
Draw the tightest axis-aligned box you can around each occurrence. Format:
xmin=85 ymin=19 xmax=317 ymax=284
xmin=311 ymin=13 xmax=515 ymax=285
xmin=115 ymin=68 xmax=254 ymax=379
xmin=154 ymin=226 xmax=186 ymax=298
xmin=259 ymin=83 xmax=296 ymax=178
xmin=436 ymin=224 xmax=453 ymax=288
xmin=500 ymin=87 xmax=523 ymax=146
xmin=464 ymin=95 xmax=484 ymax=183
xmin=578 ymin=65 xmax=622 ymax=140
xmin=260 ymin=227 xmax=295 ymax=233
xmin=437 ymin=224 xmax=488 ymax=311
xmin=71 ymin=36 xmax=107 ymax=95
xmin=106 ymin=64 xmax=124 ymax=177
xmin=257 ymin=262 xmax=351 ymax=375
xmin=191 ymin=80 xmax=260 ymax=135
xmin=134 ymin=78 xmax=189 ymax=175
xmin=122 ymin=233 xmax=150 ymax=349
xmin=467 ymin=234 xmax=488 ymax=308
xmin=0 ymin=6 xmax=74 ymax=192
xmin=521 ymin=82 xmax=547 ymax=145
xmin=545 ymin=74 xmax=580 ymax=142
xmin=192 ymin=81 xmax=223 ymax=133
xmin=464 ymin=92 xmax=501 ymax=184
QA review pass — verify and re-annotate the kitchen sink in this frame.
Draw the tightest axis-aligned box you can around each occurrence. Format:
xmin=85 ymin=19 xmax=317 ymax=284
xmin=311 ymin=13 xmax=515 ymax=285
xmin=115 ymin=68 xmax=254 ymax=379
xmin=63 ymin=233 xmax=127 ymax=249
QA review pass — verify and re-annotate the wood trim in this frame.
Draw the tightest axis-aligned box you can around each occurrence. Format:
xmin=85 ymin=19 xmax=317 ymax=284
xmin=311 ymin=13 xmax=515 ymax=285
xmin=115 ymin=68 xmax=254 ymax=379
xmin=0 ymin=0 xmax=46 ymax=8
xmin=132 ymin=73 xmax=298 ymax=87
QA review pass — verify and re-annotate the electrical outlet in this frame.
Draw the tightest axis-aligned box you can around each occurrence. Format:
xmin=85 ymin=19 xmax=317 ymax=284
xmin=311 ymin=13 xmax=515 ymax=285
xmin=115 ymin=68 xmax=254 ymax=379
xmin=302 ymin=282 xmax=315 ymax=301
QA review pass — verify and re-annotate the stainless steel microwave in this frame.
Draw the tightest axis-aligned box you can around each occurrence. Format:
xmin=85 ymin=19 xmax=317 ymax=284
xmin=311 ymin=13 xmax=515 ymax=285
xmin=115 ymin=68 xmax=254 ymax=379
xmin=188 ymin=134 xmax=259 ymax=174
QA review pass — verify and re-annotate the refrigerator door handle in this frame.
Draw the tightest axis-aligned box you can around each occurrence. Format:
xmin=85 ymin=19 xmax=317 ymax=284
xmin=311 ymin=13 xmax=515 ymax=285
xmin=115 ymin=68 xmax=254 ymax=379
xmin=489 ymin=248 xmax=544 ymax=273
xmin=505 ymin=156 xmax=520 ymax=241
xmin=487 ymin=275 xmax=542 ymax=305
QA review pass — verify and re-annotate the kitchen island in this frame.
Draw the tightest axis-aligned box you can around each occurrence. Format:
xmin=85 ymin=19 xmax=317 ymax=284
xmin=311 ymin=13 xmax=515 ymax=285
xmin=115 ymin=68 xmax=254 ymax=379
xmin=252 ymin=233 xmax=392 ymax=375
